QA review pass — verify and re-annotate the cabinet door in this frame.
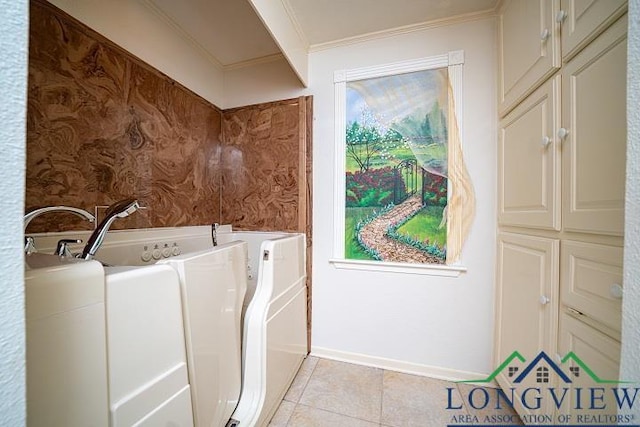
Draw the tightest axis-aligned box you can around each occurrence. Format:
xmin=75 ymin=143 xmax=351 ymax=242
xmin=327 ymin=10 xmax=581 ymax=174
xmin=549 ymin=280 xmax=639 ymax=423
xmin=498 ymin=0 xmax=560 ymax=116
xmin=560 ymin=240 xmax=623 ymax=333
xmin=559 ymin=0 xmax=627 ymax=62
xmin=561 ymin=15 xmax=627 ymax=236
xmin=499 ymin=76 xmax=561 ymax=230
xmin=495 ymin=233 xmax=559 ymax=415
xmin=557 ymin=312 xmax=621 ymax=418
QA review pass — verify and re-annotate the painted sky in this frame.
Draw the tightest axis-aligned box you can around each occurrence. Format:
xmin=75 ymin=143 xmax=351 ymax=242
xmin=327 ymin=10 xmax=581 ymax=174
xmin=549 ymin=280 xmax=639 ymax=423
xmin=346 ymin=68 xmax=448 ymax=130
xmin=346 ymin=67 xmax=450 ymax=177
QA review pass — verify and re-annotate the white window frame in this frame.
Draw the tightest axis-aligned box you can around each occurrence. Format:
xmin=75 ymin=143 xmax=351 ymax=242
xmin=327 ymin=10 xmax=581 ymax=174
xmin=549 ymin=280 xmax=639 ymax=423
xmin=329 ymin=51 xmax=467 ymax=277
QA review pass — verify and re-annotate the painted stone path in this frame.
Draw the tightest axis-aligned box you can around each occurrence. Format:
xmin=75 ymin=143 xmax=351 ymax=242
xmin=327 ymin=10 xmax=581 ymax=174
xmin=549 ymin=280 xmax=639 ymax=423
xmin=358 ymin=195 xmax=444 ymax=264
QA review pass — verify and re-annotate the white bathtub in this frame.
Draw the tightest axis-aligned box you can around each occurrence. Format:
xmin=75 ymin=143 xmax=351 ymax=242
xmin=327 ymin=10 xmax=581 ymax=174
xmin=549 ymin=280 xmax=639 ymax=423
xmin=227 ymin=232 xmax=308 ymax=427
xmin=29 ymin=225 xmax=307 ymax=427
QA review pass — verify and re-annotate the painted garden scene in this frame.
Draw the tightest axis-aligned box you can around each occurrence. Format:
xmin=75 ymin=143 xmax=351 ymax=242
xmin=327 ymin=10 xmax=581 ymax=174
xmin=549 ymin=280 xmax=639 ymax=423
xmin=345 ymin=68 xmax=449 ymax=264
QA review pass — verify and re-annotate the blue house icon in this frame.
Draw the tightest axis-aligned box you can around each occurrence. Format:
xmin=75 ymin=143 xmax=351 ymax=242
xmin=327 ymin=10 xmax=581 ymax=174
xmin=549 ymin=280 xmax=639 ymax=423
xmin=513 ymin=351 xmax=572 ymax=384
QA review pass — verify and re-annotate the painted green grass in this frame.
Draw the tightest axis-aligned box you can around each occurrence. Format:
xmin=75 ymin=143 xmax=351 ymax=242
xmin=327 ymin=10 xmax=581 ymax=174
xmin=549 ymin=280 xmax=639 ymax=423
xmin=345 ymin=207 xmax=377 ymax=260
xmin=396 ymin=205 xmax=446 ymax=248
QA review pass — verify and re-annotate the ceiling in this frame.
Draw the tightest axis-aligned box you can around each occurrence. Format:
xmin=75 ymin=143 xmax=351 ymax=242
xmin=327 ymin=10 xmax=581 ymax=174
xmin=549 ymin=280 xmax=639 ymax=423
xmin=287 ymin=0 xmax=498 ymax=45
xmin=148 ymin=0 xmax=498 ymax=68
xmin=148 ymin=0 xmax=281 ymax=66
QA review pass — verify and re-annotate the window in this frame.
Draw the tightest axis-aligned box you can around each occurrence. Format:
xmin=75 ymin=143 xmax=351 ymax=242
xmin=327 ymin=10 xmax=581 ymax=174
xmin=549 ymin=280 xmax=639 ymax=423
xmin=536 ymin=367 xmax=550 ymax=383
xmin=331 ymin=52 xmax=473 ymax=276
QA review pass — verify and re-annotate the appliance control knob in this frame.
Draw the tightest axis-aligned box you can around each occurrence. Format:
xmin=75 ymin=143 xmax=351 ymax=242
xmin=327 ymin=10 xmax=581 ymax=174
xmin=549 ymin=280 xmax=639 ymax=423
xmin=141 ymin=251 xmax=152 ymax=262
xmin=172 ymin=246 xmax=181 ymax=256
xmin=152 ymin=248 xmax=162 ymax=260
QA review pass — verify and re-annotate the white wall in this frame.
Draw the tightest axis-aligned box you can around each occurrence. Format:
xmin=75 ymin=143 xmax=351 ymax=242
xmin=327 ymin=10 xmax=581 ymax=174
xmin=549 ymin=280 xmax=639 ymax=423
xmin=227 ymin=17 xmax=497 ymax=378
xmin=0 ymin=0 xmax=27 ymax=425
xmin=48 ymin=0 xmax=225 ymax=107
xmin=247 ymin=0 xmax=309 ymax=86
xmin=621 ymin=0 xmax=640 ymax=417
xmin=308 ymin=18 xmax=497 ymax=377
xmin=224 ymin=57 xmax=307 ymax=109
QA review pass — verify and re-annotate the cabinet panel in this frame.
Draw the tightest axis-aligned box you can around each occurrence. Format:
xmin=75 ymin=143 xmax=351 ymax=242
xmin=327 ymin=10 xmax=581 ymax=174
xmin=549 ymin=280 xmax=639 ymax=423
xmin=499 ymin=0 xmax=560 ymax=116
xmin=559 ymin=0 xmax=627 ymax=62
xmin=560 ymin=240 xmax=622 ymax=332
xmin=561 ymin=15 xmax=627 ymax=236
xmin=557 ymin=312 xmax=620 ymax=417
xmin=495 ymin=233 xmax=559 ymax=416
xmin=499 ymin=76 xmax=561 ymax=230
xmin=495 ymin=233 xmax=559 ymax=361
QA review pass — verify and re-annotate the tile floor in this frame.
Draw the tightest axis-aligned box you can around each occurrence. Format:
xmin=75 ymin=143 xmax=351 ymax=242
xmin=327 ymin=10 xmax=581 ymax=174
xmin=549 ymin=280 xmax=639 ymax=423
xmin=269 ymin=356 xmax=522 ymax=427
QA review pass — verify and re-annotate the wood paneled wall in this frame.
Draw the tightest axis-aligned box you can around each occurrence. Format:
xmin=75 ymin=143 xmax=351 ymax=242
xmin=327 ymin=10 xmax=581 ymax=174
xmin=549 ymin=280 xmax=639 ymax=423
xmin=26 ymin=0 xmax=222 ymax=233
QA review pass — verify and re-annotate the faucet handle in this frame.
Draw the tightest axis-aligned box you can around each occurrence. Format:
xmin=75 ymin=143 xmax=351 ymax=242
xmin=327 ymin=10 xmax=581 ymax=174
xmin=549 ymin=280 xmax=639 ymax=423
xmin=56 ymin=239 xmax=83 ymax=258
xmin=25 ymin=236 xmax=37 ymax=255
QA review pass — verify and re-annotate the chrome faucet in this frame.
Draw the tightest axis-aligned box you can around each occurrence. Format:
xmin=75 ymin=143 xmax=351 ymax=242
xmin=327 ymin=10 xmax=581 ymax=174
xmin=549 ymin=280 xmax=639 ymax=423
xmin=80 ymin=198 xmax=140 ymax=260
xmin=23 ymin=206 xmax=96 ymax=254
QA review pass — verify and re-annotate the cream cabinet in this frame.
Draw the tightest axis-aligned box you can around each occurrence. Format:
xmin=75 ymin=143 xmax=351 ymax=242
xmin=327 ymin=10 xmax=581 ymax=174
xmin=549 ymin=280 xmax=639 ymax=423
xmin=557 ymin=312 xmax=621 ymax=417
xmin=499 ymin=76 xmax=561 ymax=230
xmin=495 ymin=232 xmax=559 ymax=415
xmin=495 ymin=233 xmax=559 ymax=361
xmin=561 ymin=15 xmax=627 ymax=236
xmin=498 ymin=0 xmax=560 ymax=115
xmin=498 ymin=0 xmax=627 ymax=115
xmin=559 ymin=0 xmax=628 ymax=62
xmin=499 ymin=14 xmax=627 ymax=235
xmin=495 ymin=2 xmax=627 ymax=418
xmin=560 ymin=240 xmax=623 ymax=333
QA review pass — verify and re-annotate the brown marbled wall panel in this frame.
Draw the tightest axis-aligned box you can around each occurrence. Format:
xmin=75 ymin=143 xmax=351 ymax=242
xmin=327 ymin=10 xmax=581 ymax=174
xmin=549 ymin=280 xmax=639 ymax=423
xmin=26 ymin=0 xmax=221 ymax=233
xmin=222 ymin=96 xmax=313 ymax=350
xmin=221 ymin=98 xmax=308 ymax=232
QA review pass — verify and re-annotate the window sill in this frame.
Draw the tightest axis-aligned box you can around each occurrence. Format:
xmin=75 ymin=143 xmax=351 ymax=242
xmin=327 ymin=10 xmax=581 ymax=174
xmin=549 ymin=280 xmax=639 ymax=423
xmin=328 ymin=258 xmax=466 ymax=277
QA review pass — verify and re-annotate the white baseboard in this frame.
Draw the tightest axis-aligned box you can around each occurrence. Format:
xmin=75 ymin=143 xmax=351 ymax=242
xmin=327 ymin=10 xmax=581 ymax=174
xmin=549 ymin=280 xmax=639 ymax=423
xmin=310 ymin=346 xmax=498 ymax=388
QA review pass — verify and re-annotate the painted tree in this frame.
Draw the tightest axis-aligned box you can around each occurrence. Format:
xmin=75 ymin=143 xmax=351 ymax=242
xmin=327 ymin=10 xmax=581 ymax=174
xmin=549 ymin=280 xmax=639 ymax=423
xmin=346 ymin=121 xmax=403 ymax=172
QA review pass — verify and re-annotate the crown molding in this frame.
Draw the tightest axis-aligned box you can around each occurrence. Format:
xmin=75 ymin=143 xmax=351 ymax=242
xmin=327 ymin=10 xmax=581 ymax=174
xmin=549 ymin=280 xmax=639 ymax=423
xmin=224 ymin=53 xmax=286 ymax=71
xmin=309 ymin=8 xmax=497 ymax=53
xmin=493 ymin=0 xmax=508 ymax=14
xmin=139 ymin=0 xmax=224 ymax=71
xmin=280 ymin=0 xmax=310 ymax=49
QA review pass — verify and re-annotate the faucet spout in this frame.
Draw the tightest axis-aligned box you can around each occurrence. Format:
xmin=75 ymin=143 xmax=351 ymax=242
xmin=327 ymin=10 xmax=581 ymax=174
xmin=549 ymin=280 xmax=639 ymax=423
xmin=23 ymin=206 xmax=95 ymax=254
xmin=24 ymin=206 xmax=95 ymax=232
xmin=80 ymin=198 xmax=140 ymax=260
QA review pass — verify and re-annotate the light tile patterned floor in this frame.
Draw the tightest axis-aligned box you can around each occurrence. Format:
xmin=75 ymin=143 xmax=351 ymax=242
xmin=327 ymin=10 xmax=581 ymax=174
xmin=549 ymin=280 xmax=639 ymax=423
xmin=269 ymin=356 xmax=522 ymax=427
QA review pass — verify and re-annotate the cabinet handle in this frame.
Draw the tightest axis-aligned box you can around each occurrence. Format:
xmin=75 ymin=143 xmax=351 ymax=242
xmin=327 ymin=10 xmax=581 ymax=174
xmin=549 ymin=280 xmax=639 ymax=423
xmin=557 ymin=128 xmax=569 ymax=140
xmin=541 ymin=136 xmax=551 ymax=147
xmin=540 ymin=28 xmax=550 ymax=42
xmin=610 ymin=283 xmax=623 ymax=299
xmin=556 ymin=10 xmax=568 ymax=24
xmin=539 ymin=295 xmax=550 ymax=305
